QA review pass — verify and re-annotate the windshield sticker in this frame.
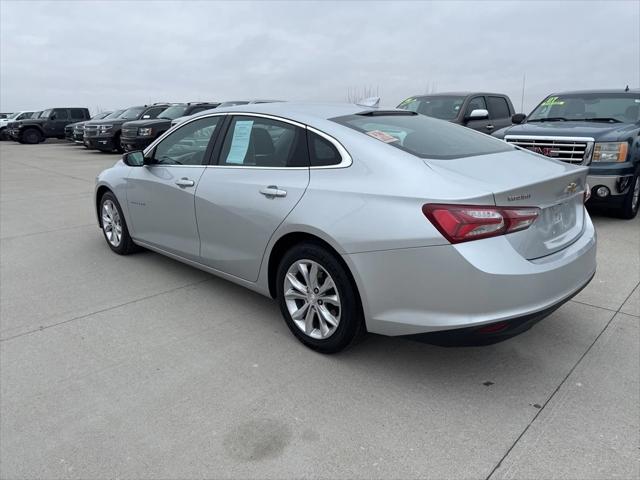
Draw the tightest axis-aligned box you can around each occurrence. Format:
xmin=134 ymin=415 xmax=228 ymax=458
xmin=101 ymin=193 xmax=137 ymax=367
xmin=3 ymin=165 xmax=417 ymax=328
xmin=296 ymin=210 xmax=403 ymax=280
xmin=226 ymin=120 xmax=254 ymax=164
xmin=541 ymin=96 xmax=565 ymax=106
xmin=366 ymin=130 xmax=398 ymax=143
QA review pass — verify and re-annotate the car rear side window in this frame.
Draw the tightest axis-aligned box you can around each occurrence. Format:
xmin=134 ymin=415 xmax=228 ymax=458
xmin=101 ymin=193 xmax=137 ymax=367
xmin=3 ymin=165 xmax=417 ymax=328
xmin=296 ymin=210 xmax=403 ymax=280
xmin=332 ymin=113 xmax=513 ymax=159
xmin=70 ymin=109 xmax=85 ymax=120
xmin=53 ymin=109 xmax=69 ymax=120
xmin=218 ymin=116 xmax=308 ymax=167
xmin=487 ymin=96 xmax=510 ymax=119
xmin=308 ymin=131 xmax=342 ymax=166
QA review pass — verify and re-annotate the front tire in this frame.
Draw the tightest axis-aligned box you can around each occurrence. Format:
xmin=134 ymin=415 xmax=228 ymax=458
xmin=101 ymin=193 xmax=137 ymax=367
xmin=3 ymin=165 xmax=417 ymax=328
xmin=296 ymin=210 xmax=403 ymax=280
xmin=21 ymin=128 xmax=42 ymax=144
xmin=617 ymin=173 xmax=640 ymax=220
xmin=99 ymin=192 xmax=138 ymax=255
xmin=276 ymin=242 xmax=365 ymax=353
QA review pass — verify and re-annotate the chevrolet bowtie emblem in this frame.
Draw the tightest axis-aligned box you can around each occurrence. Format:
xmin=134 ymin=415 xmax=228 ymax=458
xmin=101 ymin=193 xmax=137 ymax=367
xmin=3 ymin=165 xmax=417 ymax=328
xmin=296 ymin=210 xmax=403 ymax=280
xmin=565 ymin=182 xmax=578 ymax=194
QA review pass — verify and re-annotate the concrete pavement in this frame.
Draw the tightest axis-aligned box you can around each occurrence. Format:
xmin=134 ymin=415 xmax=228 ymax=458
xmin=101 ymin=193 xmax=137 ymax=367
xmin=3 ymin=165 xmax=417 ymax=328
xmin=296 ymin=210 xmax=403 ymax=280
xmin=1 ymin=141 xmax=638 ymax=479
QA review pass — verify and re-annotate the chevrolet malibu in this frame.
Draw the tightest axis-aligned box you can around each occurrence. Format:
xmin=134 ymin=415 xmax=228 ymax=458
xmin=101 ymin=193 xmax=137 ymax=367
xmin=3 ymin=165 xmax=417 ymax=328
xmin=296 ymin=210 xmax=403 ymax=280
xmin=94 ymin=103 xmax=597 ymax=353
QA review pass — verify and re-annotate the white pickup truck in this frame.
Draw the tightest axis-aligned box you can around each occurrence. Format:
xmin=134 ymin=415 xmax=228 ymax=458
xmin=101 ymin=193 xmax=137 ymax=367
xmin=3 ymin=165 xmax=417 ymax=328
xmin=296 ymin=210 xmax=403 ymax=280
xmin=0 ymin=111 xmax=34 ymax=140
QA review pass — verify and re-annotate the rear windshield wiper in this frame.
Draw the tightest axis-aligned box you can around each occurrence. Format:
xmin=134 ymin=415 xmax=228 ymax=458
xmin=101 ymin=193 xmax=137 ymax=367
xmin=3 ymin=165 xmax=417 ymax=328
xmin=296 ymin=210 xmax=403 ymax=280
xmin=527 ymin=117 xmax=568 ymax=122
xmin=581 ymin=117 xmax=622 ymax=123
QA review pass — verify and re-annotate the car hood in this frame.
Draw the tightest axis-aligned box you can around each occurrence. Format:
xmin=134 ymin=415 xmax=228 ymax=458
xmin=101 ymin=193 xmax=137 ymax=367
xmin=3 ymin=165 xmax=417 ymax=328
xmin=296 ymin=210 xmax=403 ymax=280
xmin=496 ymin=121 xmax=636 ymax=142
xmin=88 ymin=118 xmax=131 ymax=126
xmin=17 ymin=118 xmax=45 ymax=125
xmin=122 ymin=118 xmax=171 ymax=128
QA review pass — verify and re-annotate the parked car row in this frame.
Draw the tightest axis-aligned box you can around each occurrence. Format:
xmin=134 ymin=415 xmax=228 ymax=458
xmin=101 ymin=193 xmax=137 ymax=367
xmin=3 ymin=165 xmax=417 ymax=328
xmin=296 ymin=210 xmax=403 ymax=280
xmin=5 ymin=88 xmax=637 ymax=218
xmin=2 ymin=108 xmax=91 ymax=143
xmin=60 ymin=100 xmax=278 ymax=153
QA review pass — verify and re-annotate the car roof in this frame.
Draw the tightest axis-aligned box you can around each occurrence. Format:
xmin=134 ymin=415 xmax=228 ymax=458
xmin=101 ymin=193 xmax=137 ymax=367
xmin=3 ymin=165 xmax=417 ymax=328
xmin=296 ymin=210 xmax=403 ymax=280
xmin=406 ymin=92 xmax=507 ymax=98
xmin=548 ymin=89 xmax=640 ymax=95
xmin=205 ymin=101 xmax=403 ymax=122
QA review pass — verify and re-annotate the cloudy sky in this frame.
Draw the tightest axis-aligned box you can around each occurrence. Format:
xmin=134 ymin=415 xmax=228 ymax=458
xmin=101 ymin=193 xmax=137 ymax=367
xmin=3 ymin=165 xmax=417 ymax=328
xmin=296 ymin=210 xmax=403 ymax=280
xmin=1 ymin=0 xmax=638 ymax=114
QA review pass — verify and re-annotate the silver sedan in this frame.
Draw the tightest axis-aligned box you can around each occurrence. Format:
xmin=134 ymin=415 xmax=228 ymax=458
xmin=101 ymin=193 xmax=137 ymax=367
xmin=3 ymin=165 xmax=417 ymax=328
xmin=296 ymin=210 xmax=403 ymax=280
xmin=94 ymin=102 xmax=597 ymax=353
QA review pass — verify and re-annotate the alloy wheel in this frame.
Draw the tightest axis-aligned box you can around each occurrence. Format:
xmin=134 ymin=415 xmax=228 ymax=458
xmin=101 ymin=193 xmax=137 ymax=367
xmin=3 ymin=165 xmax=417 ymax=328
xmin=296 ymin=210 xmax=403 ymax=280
xmin=632 ymin=176 xmax=640 ymax=213
xmin=101 ymin=199 xmax=122 ymax=247
xmin=283 ymin=259 xmax=341 ymax=340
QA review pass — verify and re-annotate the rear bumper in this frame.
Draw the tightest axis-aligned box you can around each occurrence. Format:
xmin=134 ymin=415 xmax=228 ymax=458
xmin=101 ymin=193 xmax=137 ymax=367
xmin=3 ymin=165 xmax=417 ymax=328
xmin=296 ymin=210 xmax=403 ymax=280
xmin=403 ymin=270 xmax=594 ymax=346
xmin=345 ymin=213 xmax=597 ymax=336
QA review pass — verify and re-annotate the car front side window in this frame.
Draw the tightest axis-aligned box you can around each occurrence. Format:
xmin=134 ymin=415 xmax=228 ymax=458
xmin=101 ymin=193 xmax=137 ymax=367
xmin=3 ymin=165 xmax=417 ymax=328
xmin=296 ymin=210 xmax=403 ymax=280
xmin=151 ymin=116 xmax=221 ymax=166
xmin=466 ymin=97 xmax=487 ymax=116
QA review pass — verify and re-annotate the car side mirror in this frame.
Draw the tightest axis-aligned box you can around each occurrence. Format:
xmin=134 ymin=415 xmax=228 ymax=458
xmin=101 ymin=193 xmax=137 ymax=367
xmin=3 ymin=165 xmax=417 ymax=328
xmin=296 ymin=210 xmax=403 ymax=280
xmin=50 ymin=114 xmax=57 ymax=121
xmin=466 ymin=109 xmax=489 ymax=121
xmin=512 ymin=113 xmax=526 ymax=124
xmin=123 ymin=150 xmax=145 ymax=167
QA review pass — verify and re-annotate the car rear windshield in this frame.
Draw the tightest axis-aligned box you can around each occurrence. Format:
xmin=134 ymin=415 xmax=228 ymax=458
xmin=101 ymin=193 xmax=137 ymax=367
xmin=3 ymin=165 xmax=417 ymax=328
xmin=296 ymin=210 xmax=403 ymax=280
xmin=332 ymin=112 xmax=514 ymax=159
xmin=157 ymin=106 xmax=188 ymax=119
xmin=397 ymin=95 xmax=465 ymax=120
xmin=528 ymin=93 xmax=640 ymax=123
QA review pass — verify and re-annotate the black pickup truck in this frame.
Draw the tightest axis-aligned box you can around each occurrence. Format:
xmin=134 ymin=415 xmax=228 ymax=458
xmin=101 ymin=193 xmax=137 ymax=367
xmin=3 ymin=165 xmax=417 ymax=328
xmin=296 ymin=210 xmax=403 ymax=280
xmin=493 ymin=89 xmax=640 ymax=219
xmin=397 ymin=92 xmax=516 ymax=134
xmin=11 ymin=107 xmax=90 ymax=144
xmin=121 ymin=102 xmax=219 ymax=151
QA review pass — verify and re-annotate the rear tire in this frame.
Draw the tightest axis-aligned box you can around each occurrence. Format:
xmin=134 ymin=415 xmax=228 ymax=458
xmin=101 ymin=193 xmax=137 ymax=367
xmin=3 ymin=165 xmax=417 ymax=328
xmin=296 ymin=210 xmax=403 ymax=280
xmin=276 ymin=242 xmax=365 ymax=353
xmin=0 ymin=129 xmax=7 ymax=141
xmin=99 ymin=192 xmax=139 ymax=255
xmin=21 ymin=128 xmax=42 ymax=144
xmin=616 ymin=173 xmax=640 ymax=220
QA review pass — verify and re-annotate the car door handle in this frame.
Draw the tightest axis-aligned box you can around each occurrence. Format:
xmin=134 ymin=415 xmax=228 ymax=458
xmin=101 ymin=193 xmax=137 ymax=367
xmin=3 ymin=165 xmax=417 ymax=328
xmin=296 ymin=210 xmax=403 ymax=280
xmin=259 ymin=185 xmax=287 ymax=198
xmin=175 ymin=177 xmax=195 ymax=188
xmin=486 ymin=124 xmax=494 ymax=130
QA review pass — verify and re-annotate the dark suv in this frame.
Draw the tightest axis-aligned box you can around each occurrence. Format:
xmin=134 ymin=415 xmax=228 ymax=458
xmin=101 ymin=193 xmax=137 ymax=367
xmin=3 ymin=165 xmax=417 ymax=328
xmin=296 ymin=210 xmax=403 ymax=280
xmin=83 ymin=104 xmax=170 ymax=153
xmin=397 ymin=92 xmax=516 ymax=134
xmin=121 ymin=102 xmax=219 ymax=151
xmin=11 ymin=108 xmax=90 ymax=144
xmin=65 ymin=111 xmax=114 ymax=142
xmin=493 ymin=89 xmax=640 ymax=219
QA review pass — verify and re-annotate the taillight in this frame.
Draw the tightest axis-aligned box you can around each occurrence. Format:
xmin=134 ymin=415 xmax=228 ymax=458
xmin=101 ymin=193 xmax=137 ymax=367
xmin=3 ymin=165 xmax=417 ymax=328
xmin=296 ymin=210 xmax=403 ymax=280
xmin=422 ymin=204 xmax=540 ymax=244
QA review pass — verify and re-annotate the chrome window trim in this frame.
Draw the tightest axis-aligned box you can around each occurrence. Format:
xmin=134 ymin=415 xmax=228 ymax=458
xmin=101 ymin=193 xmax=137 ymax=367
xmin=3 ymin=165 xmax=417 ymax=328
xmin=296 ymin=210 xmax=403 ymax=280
xmin=142 ymin=111 xmax=353 ymax=170
xmin=306 ymin=125 xmax=353 ymax=169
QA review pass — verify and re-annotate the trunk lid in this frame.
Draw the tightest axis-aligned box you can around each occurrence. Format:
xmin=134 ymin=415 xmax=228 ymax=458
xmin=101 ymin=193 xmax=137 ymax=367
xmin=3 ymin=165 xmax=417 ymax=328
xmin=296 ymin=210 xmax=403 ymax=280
xmin=424 ymin=149 xmax=588 ymax=259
